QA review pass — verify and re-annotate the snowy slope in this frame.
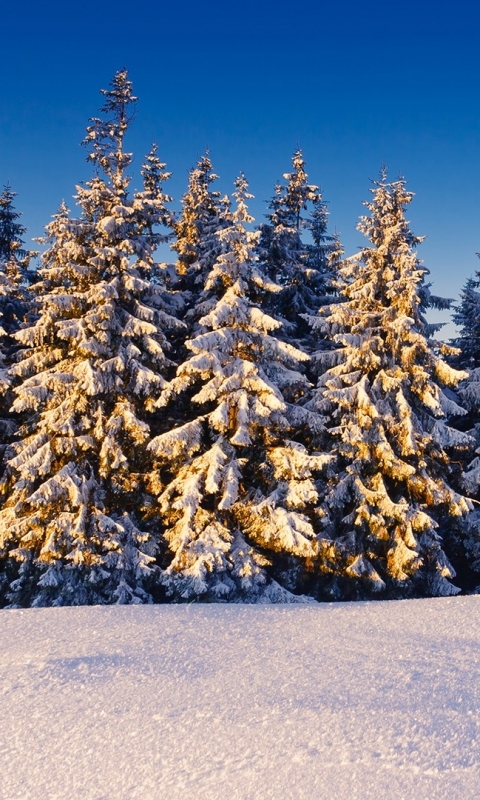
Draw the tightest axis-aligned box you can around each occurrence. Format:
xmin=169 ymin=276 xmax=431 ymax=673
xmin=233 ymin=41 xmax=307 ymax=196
xmin=1 ymin=598 xmax=479 ymax=800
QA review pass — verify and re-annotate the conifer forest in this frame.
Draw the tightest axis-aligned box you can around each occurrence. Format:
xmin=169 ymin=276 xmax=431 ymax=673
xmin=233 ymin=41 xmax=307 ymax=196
xmin=2 ymin=69 xmax=480 ymax=607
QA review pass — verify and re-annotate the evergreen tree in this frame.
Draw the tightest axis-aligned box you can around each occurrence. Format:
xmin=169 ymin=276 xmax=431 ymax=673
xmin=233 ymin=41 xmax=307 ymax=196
xmin=0 ymin=185 xmax=35 ymax=323
xmin=148 ymin=175 xmax=331 ymax=602
xmin=0 ymin=186 xmax=37 ymax=478
xmin=305 ymin=196 xmax=339 ymax=296
xmin=257 ymin=151 xmax=316 ymax=285
xmin=309 ymin=171 xmax=472 ymax=600
xmin=171 ymin=152 xmax=230 ymax=301
xmin=0 ymin=70 xmax=181 ymax=607
xmin=0 ymin=185 xmax=36 ymax=383
xmin=256 ymin=150 xmax=337 ymax=346
xmin=451 ymin=270 xmax=480 ymax=422
xmin=448 ymin=262 xmax=480 ymax=588
xmin=453 ymin=272 xmax=480 ymax=369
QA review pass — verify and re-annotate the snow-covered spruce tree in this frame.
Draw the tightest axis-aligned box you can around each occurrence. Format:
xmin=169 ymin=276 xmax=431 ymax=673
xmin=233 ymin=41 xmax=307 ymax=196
xmin=448 ymin=263 xmax=480 ymax=589
xmin=0 ymin=184 xmax=36 ymax=331
xmin=451 ymin=270 xmax=480 ymax=423
xmin=309 ymin=171 xmax=472 ymax=600
xmin=171 ymin=152 xmax=230 ymax=300
xmin=305 ymin=195 xmax=340 ymax=299
xmin=256 ymin=150 xmax=336 ymax=348
xmin=453 ymin=271 xmax=480 ymax=369
xmin=0 ymin=186 xmax=37 ymax=481
xmin=0 ymin=70 xmax=181 ymax=607
xmin=148 ymin=175 xmax=331 ymax=602
xmin=257 ymin=150 xmax=317 ymax=286
xmin=0 ymin=185 xmax=37 ymax=389
xmin=0 ymin=186 xmax=39 ymax=601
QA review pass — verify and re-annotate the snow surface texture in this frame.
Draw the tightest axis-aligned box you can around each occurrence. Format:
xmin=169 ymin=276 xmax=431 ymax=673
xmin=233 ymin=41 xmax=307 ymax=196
xmin=1 ymin=598 xmax=479 ymax=800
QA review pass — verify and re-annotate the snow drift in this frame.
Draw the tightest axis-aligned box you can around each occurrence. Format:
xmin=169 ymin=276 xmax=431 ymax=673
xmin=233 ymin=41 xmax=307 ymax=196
xmin=1 ymin=596 xmax=479 ymax=799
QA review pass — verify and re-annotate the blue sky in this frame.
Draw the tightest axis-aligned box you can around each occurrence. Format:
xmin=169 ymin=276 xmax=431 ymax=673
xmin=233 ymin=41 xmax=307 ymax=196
xmin=1 ymin=0 xmax=479 ymax=334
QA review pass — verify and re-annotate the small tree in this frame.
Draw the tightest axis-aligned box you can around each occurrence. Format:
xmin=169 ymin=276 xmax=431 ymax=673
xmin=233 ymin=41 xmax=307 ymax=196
xmin=0 ymin=71 xmax=181 ymax=607
xmin=148 ymin=175 xmax=331 ymax=602
xmin=309 ymin=171 xmax=471 ymax=599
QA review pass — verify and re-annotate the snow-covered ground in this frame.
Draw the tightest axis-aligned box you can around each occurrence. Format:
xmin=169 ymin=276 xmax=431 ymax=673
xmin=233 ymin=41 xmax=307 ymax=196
xmin=1 ymin=597 xmax=479 ymax=800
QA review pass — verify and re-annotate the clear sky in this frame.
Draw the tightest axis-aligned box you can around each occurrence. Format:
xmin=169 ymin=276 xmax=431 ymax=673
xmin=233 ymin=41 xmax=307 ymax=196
xmin=1 ymin=0 xmax=479 ymax=335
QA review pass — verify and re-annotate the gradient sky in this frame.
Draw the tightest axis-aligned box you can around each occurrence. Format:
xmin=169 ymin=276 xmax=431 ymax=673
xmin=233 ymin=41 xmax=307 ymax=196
xmin=1 ymin=0 xmax=479 ymax=336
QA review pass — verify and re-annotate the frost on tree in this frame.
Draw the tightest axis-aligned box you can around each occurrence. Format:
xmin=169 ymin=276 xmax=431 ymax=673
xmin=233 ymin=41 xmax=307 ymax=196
xmin=148 ymin=175 xmax=331 ymax=602
xmin=256 ymin=150 xmax=337 ymax=349
xmin=309 ymin=171 xmax=472 ymax=599
xmin=0 ymin=71 xmax=182 ymax=607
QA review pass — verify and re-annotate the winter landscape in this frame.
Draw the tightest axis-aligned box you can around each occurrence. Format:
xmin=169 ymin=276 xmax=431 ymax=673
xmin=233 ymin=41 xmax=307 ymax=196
xmin=0 ymin=70 xmax=479 ymax=607
xmin=2 ymin=2 xmax=480 ymax=794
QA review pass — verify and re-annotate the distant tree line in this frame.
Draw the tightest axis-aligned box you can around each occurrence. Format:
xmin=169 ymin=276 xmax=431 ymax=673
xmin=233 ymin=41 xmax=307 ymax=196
xmin=0 ymin=70 xmax=479 ymax=606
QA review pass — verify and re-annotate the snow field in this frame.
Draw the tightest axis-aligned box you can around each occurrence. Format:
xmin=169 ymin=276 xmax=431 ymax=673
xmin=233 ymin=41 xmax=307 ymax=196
xmin=1 ymin=597 xmax=480 ymax=799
